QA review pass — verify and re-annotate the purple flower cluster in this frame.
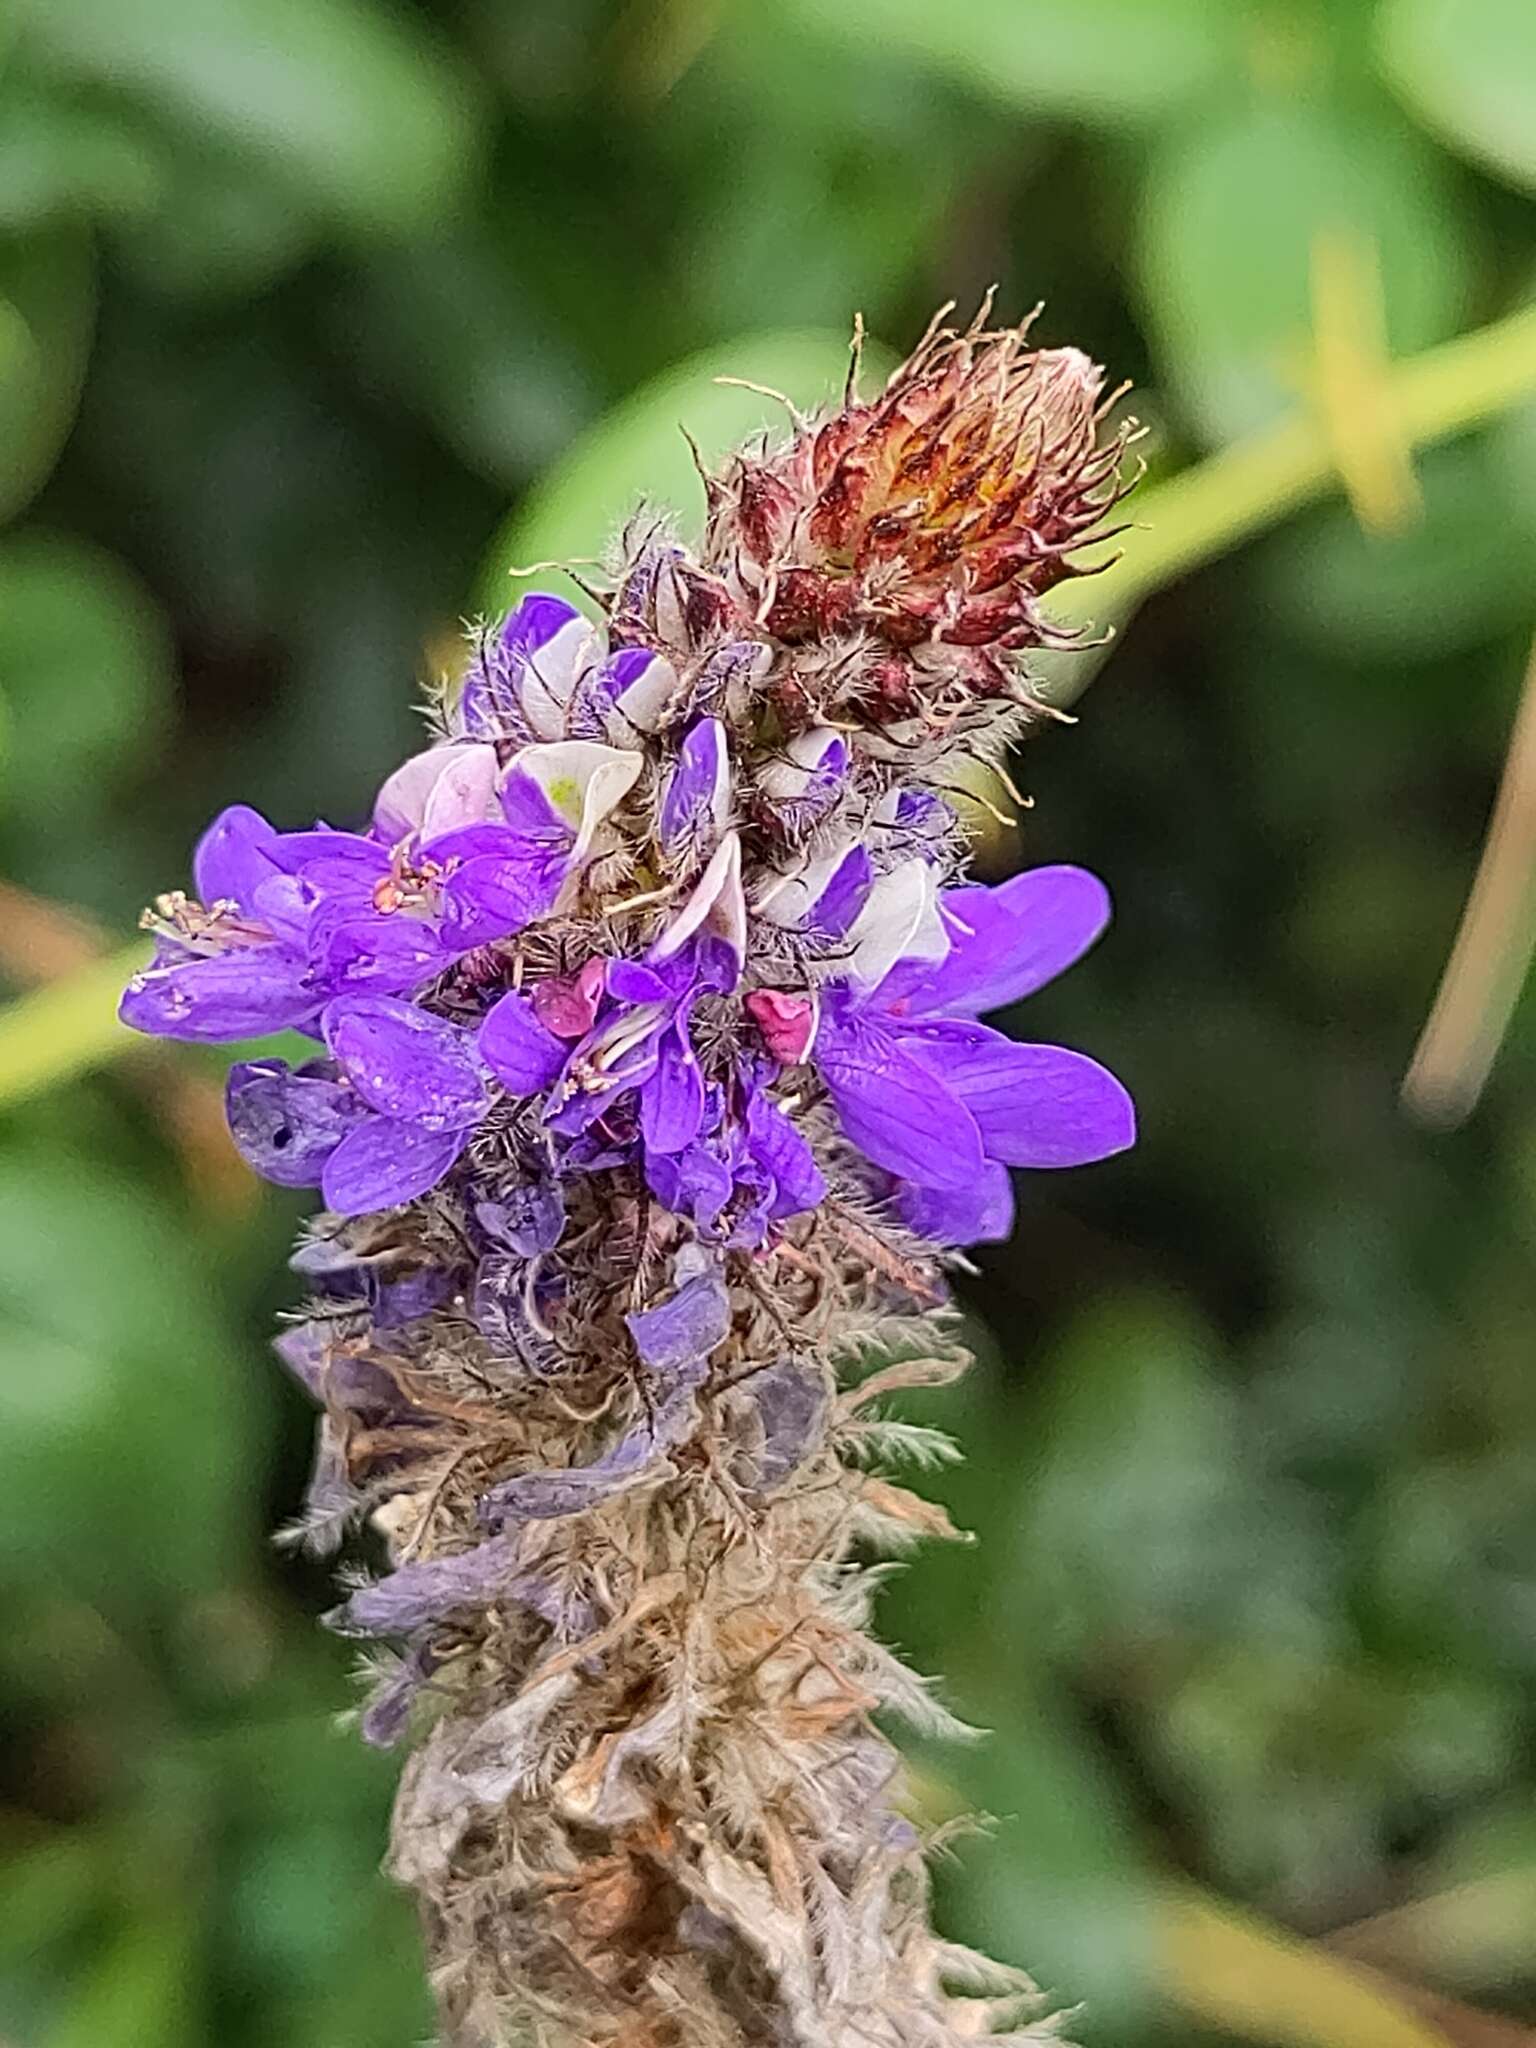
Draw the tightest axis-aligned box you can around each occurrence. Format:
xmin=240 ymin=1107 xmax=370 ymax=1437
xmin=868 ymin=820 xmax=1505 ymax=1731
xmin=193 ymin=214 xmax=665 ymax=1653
xmin=123 ymin=586 xmax=1132 ymax=1250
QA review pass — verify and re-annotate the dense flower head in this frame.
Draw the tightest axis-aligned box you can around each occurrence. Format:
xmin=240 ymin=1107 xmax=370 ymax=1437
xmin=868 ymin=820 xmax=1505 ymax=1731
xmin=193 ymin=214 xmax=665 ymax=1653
xmin=122 ymin=611 xmax=1132 ymax=1245
xmin=119 ymin=305 xmax=1139 ymax=2046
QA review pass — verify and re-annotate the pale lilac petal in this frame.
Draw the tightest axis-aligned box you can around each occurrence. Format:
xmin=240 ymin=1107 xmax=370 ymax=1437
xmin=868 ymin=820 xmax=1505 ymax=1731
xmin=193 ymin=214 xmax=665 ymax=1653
xmin=815 ymin=1010 xmax=986 ymax=1190
xmin=506 ymin=741 xmax=642 ymax=889
xmin=904 ymin=1021 xmax=1135 ymax=1167
xmin=322 ymin=995 xmax=486 ymax=1129
xmin=480 ymin=990 xmax=568 ymax=1094
xmin=880 ymin=866 xmax=1111 ymax=1019
xmin=321 ymin=1116 xmax=467 ymax=1213
xmin=193 ymin=804 xmax=280 ymax=909
xmin=501 ymin=594 xmax=598 ymax=740
xmin=599 ymin=644 xmax=678 ymax=739
xmin=755 ymin=726 xmax=848 ymax=829
xmin=226 ymin=1058 xmax=365 ymax=1187
xmin=625 ymin=1264 xmax=731 ymax=1375
xmin=120 ymin=944 xmax=316 ymax=1042
xmin=373 ymin=743 xmax=499 ymax=840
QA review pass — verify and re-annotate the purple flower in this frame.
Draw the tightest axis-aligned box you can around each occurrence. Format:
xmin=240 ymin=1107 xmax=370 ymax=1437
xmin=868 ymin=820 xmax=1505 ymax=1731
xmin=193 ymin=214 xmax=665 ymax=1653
xmin=660 ymin=718 xmax=731 ymax=853
xmin=754 ymin=726 xmax=849 ymax=835
xmin=226 ymin=995 xmax=487 ymax=1214
xmin=457 ymin=593 xmax=678 ymax=746
xmin=120 ymin=737 xmax=642 ymax=1049
xmin=808 ymin=865 xmax=1135 ymax=1244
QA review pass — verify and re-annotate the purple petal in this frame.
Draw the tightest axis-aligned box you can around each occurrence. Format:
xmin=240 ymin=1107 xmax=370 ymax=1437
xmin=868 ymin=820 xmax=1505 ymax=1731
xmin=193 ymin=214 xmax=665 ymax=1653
xmin=880 ymin=866 xmax=1110 ymax=1020
xmin=322 ymin=995 xmax=486 ymax=1129
xmin=814 ymin=1009 xmax=986 ymax=1191
xmin=898 ymin=1161 xmax=1015 ymax=1246
xmin=120 ymin=943 xmax=316 ymax=1042
xmin=809 ymin=845 xmax=873 ymax=940
xmin=744 ymin=1090 xmax=827 ymax=1218
xmin=332 ymin=1532 xmax=526 ymax=1635
xmin=439 ymin=851 xmax=563 ymax=947
xmin=477 ymin=1180 xmax=566 ymax=1256
xmin=480 ymin=990 xmax=569 ymax=1095
xmin=644 ymin=1141 xmax=733 ymax=1230
xmin=473 ymin=1254 xmax=560 ymax=1372
xmin=272 ymin=1319 xmax=330 ymax=1398
xmin=360 ymin=1643 xmax=439 ymax=1749
xmin=584 ymin=644 xmax=676 ymax=739
xmin=496 ymin=768 xmax=568 ymax=836
xmin=317 ymin=914 xmax=451 ymax=995
xmin=263 ymin=829 xmax=388 ymax=891
xmin=903 ymin=1022 xmax=1135 ymax=1168
xmin=606 ymin=958 xmax=677 ymax=1005
xmin=226 ymin=1058 xmax=364 ymax=1187
xmin=320 ymin=1116 xmax=467 ymax=1213
xmin=625 ymin=1263 xmax=731 ymax=1375
xmin=640 ymin=1028 xmax=704 ymax=1155
xmin=660 ymin=718 xmax=730 ymax=848
xmin=193 ymin=804 xmax=280 ymax=910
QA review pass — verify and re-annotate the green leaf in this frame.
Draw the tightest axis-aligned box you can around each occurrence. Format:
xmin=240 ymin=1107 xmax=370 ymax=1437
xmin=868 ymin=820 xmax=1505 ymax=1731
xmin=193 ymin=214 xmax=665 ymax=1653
xmin=20 ymin=0 xmax=483 ymax=238
xmin=1135 ymin=100 xmax=1474 ymax=444
xmin=479 ymin=327 xmax=897 ymax=616
xmin=0 ymin=533 xmax=172 ymax=826
xmin=1378 ymin=0 xmax=1536 ymax=197
xmin=44 ymin=1905 xmax=201 ymax=2048
xmin=0 ymin=1150 xmax=263 ymax=1606
xmin=781 ymin=0 xmax=1232 ymax=124
xmin=0 ymin=84 xmax=162 ymax=233
xmin=0 ymin=228 xmax=94 ymax=525
xmin=1250 ymin=436 xmax=1536 ymax=664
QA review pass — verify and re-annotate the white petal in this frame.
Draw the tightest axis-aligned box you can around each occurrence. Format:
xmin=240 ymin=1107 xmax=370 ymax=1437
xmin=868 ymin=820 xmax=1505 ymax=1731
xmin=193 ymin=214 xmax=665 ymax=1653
xmin=519 ymin=614 xmax=600 ymax=740
xmin=843 ymin=858 xmax=949 ymax=991
xmin=605 ymin=651 xmax=679 ymax=740
xmin=753 ymin=834 xmax=859 ymax=928
xmin=756 ymin=726 xmax=844 ymax=804
xmin=653 ymin=830 xmax=746 ymax=968
xmin=374 ymin=743 xmax=499 ymax=840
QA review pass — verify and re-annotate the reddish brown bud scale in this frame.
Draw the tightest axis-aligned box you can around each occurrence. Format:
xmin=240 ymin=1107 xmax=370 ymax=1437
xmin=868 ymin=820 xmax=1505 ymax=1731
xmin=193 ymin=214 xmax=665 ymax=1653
xmin=701 ymin=303 xmax=1135 ymax=740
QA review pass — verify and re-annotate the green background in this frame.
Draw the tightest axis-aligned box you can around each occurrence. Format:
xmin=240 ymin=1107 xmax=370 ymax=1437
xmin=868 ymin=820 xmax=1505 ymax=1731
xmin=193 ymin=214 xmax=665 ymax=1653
xmin=3 ymin=1 xmax=1536 ymax=2042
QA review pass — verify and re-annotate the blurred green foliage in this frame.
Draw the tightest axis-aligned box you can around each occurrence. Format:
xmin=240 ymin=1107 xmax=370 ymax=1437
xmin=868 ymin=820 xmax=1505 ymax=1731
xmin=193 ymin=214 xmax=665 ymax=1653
xmin=2 ymin=1 xmax=1536 ymax=2044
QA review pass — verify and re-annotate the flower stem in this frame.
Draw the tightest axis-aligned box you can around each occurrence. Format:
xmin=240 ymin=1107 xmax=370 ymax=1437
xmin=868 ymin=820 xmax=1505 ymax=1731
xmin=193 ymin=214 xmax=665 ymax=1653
xmin=1046 ymin=296 xmax=1536 ymax=696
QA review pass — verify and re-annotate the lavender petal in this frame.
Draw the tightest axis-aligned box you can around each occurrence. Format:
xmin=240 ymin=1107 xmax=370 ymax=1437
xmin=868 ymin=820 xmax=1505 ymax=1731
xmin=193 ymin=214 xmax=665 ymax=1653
xmin=322 ymin=994 xmax=487 ymax=1130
